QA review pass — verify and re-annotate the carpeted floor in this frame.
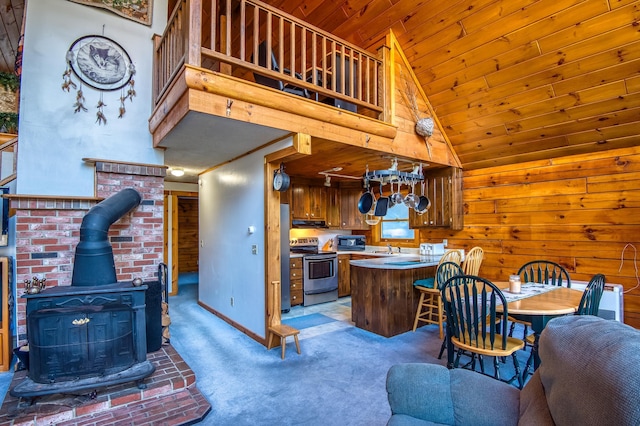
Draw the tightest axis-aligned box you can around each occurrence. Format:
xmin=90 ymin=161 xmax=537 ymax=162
xmin=0 ymin=282 xmax=529 ymax=425
xmin=168 ymin=284 xmax=529 ymax=425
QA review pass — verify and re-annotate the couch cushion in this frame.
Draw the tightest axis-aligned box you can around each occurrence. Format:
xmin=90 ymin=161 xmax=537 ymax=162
xmin=449 ymin=368 xmax=520 ymax=426
xmin=387 ymin=413 xmax=447 ymax=426
xmin=386 ymin=363 xmax=456 ymax=425
xmin=538 ymin=315 xmax=640 ymax=426
xmin=517 ymin=370 xmax=554 ymax=426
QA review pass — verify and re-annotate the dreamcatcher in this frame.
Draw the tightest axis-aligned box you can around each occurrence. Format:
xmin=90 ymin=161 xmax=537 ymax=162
xmin=62 ymin=35 xmax=136 ymax=125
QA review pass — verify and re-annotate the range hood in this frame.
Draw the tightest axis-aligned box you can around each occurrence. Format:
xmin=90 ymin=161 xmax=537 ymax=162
xmin=291 ymin=219 xmax=329 ymax=229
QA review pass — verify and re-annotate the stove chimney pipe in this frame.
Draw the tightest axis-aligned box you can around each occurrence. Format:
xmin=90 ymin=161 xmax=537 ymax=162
xmin=72 ymin=188 xmax=142 ymax=286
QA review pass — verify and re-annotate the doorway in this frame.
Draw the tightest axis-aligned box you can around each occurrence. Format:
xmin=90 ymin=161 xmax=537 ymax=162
xmin=165 ymin=191 xmax=199 ymax=295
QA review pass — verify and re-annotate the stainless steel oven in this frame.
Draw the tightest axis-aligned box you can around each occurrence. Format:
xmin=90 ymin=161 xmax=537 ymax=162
xmin=303 ymin=252 xmax=338 ymax=306
xmin=290 ymin=237 xmax=338 ymax=307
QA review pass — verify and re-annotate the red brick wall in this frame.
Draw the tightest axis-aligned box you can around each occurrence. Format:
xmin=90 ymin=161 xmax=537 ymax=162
xmin=12 ymin=161 xmax=165 ymax=344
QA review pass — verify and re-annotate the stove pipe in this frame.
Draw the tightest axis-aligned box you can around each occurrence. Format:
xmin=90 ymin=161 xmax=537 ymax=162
xmin=71 ymin=188 xmax=142 ymax=286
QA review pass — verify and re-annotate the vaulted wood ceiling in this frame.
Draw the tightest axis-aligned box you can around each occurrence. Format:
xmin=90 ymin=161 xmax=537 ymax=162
xmin=265 ymin=0 xmax=640 ymax=170
xmin=3 ymin=0 xmax=639 ymax=173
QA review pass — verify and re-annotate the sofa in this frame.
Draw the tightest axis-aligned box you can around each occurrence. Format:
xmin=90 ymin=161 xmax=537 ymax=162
xmin=386 ymin=315 xmax=640 ymax=426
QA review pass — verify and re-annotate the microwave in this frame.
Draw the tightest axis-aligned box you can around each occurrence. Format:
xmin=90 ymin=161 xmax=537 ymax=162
xmin=337 ymin=235 xmax=366 ymax=251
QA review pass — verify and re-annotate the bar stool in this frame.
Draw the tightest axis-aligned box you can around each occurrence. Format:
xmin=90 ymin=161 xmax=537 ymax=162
xmin=412 ymin=250 xmax=462 ymax=339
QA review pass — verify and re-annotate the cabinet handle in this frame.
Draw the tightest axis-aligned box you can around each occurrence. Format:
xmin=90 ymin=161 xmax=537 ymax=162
xmin=292 ymin=273 xmax=296 ymax=277
xmin=292 ymin=283 xmax=297 ymax=288
xmin=292 ymin=296 xmax=297 ymax=300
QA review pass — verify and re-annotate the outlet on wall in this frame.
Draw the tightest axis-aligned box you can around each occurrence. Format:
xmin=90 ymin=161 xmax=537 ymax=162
xmin=443 ymin=239 xmax=448 ymax=247
xmin=251 ymin=244 xmax=258 ymax=254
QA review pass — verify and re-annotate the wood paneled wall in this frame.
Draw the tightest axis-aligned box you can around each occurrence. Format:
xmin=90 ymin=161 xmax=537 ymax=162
xmin=178 ymin=197 xmax=199 ymax=273
xmin=418 ymin=145 xmax=640 ymax=328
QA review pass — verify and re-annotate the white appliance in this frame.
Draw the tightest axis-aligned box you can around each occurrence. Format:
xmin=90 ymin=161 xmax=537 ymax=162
xmin=571 ymin=280 xmax=624 ymax=322
xmin=420 ymin=243 xmax=445 ymax=256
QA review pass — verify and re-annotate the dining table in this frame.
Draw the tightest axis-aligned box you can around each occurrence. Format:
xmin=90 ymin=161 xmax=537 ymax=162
xmin=444 ymin=281 xmax=584 ymax=372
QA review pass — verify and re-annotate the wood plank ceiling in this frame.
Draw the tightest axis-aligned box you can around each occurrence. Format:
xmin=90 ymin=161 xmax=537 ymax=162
xmin=265 ymin=0 xmax=640 ymax=170
xmin=3 ymin=1 xmax=639 ymax=172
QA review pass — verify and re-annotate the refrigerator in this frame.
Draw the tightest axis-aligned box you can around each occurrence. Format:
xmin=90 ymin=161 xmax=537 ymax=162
xmin=280 ymin=204 xmax=291 ymax=312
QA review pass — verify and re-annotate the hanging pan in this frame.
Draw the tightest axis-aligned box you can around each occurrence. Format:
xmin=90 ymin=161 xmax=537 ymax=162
xmin=358 ymin=182 xmax=375 ymax=214
xmin=374 ymin=183 xmax=389 ymax=217
xmin=416 ymin=181 xmax=431 ymax=213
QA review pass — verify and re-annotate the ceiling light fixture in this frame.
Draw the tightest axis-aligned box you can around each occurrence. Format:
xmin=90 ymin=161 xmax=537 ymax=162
xmin=170 ymin=167 xmax=185 ymax=177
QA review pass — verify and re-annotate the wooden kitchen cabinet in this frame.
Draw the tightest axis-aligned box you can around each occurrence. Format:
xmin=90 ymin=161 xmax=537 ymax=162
xmin=291 ymin=184 xmax=326 ymax=220
xmin=409 ymin=167 xmax=463 ymax=230
xmin=339 ymin=185 xmax=369 ymax=230
xmin=337 ymin=254 xmax=351 ymax=297
xmin=289 ymin=257 xmax=303 ymax=306
xmin=326 ymin=187 xmax=341 ymax=228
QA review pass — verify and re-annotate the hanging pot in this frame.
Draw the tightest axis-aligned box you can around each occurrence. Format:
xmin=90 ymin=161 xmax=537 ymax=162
xmin=415 ymin=195 xmax=431 ymax=212
xmin=358 ymin=184 xmax=375 ymax=214
xmin=391 ymin=180 xmax=404 ymax=206
xmin=415 ymin=181 xmax=431 ymax=213
xmin=404 ymin=180 xmax=419 ymax=209
xmin=374 ymin=183 xmax=389 ymax=217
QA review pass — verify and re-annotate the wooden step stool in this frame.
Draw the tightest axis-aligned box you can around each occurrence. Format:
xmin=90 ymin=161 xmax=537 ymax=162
xmin=267 ymin=324 xmax=301 ymax=359
xmin=267 ymin=280 xmax=301 ymax=359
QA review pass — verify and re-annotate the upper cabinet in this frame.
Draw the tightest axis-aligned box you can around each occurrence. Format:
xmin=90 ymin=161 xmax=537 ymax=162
xmin=409 ymin=167 xmax=463 ymax=230
xmin=340 ymin=184 xmax=370 ymax=230
xmin=326 ymin=187 xmax=341 ymax=228
xmin=291 ymin=183 xmax=326 ymax=220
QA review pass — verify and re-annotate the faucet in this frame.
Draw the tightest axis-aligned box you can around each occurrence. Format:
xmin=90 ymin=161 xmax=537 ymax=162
xmin=387 ymin=243 xmax=393 ymax=254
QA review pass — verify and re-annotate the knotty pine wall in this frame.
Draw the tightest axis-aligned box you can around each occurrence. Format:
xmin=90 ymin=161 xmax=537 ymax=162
xmin=418 ymin=145 xmax=640 ymax=328
xmin=178 ymin=197 xmax=199 ymax=273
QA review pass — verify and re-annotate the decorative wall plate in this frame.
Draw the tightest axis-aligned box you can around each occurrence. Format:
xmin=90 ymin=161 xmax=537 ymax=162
xmin=67 ymin=35 xmax=134 ymax=91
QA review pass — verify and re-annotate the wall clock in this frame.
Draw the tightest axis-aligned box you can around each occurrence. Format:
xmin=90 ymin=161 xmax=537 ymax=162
xmin=273 ymin=163 xmax=290 ymax=192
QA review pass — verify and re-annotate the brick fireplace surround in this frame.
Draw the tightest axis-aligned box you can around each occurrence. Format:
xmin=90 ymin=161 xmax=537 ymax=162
xmin=1 ymin=160 xmax=211 ymax=424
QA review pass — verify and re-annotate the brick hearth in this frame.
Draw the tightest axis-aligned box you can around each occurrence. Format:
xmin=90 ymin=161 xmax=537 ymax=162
xmin=0 ymin=345 xmax=211 ymax=425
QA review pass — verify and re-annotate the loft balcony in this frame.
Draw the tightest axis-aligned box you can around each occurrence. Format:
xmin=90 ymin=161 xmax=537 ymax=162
xmin=150 ymin=0 xmax=459 ymax=179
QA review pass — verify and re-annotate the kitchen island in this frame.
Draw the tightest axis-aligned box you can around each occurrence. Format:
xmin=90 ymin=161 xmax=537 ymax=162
xmin=350 ymin=256 xmax=439 ymax=337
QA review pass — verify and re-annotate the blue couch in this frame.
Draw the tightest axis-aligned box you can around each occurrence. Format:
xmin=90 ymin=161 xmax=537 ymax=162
xmin=386 ymin=315 xmax=640 ymax=426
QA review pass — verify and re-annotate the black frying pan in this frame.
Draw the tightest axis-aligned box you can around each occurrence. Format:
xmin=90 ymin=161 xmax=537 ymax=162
xmin=358 ymin=188 xmax=375 ymax=214
xmin=374 ymin=184 xmax=389 ymax=216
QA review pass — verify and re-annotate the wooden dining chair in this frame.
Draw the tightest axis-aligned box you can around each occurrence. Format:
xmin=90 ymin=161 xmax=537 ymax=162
xmin=521 ymin=273 xmax=606 ymax=378
xmin=412 ymin=250 xmax=462 ymax=338
xmin=442 ymin=274 xmax=524 ymax=389
xmin=518 ymin=260 xmax=571 ymax=287
xmin=509 ymin=260 xmax=572 ymax=341
xmin=462 ymin=246 xmax=483 ymax=275
xmin=577 ymin=273 xmax=606 ymax=315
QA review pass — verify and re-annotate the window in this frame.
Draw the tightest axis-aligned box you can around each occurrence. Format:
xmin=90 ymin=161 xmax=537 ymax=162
xmin=380 ymin=203 xmax=415 ymax=240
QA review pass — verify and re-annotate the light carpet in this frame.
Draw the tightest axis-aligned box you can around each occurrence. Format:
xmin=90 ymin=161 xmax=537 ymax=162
xmin=168 ymin=284 xmax=528 ymax=425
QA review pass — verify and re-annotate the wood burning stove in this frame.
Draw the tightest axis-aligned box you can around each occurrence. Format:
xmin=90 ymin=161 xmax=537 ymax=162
xmin=10 ymin=189 xmax=156 ymax=399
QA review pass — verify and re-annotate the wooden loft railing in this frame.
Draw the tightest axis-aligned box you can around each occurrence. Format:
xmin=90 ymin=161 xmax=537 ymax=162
xmin=153 ymin=0 xmax=384 ymax=116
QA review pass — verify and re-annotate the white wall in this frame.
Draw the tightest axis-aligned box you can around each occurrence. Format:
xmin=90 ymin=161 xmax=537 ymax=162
xmin=199 ymin=138 xmax=293 ymax=338
xmin=17 ymin=0 xmax=167 ymax=196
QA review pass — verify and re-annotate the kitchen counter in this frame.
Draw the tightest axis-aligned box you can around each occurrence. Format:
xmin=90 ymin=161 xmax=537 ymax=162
xmin=350 ymin=257 xmax=437 ymax=337
xmin=349 ymin=255 xmax=440 ymax=269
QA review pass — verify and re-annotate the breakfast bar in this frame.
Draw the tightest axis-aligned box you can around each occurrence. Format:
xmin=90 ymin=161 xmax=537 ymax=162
xmin=350 ymin=256 xmax=439 ymax=337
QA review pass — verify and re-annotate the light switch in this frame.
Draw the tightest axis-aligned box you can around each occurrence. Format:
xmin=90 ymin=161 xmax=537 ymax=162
xmin=252 ymin=244 xmax=258 ymax=254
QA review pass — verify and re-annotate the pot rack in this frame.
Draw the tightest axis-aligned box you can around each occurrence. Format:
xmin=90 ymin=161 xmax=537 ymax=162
xmin=364 ymin=158 xmax=424 ymax=185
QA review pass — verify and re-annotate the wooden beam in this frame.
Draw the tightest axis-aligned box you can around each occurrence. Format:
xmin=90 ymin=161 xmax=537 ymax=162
xmin=184 ymin=65 xmax=396 ymax=139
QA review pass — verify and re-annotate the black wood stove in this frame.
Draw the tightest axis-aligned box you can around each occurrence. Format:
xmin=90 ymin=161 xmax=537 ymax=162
xmin=11 ymin=189 xmax=156 ymax=399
